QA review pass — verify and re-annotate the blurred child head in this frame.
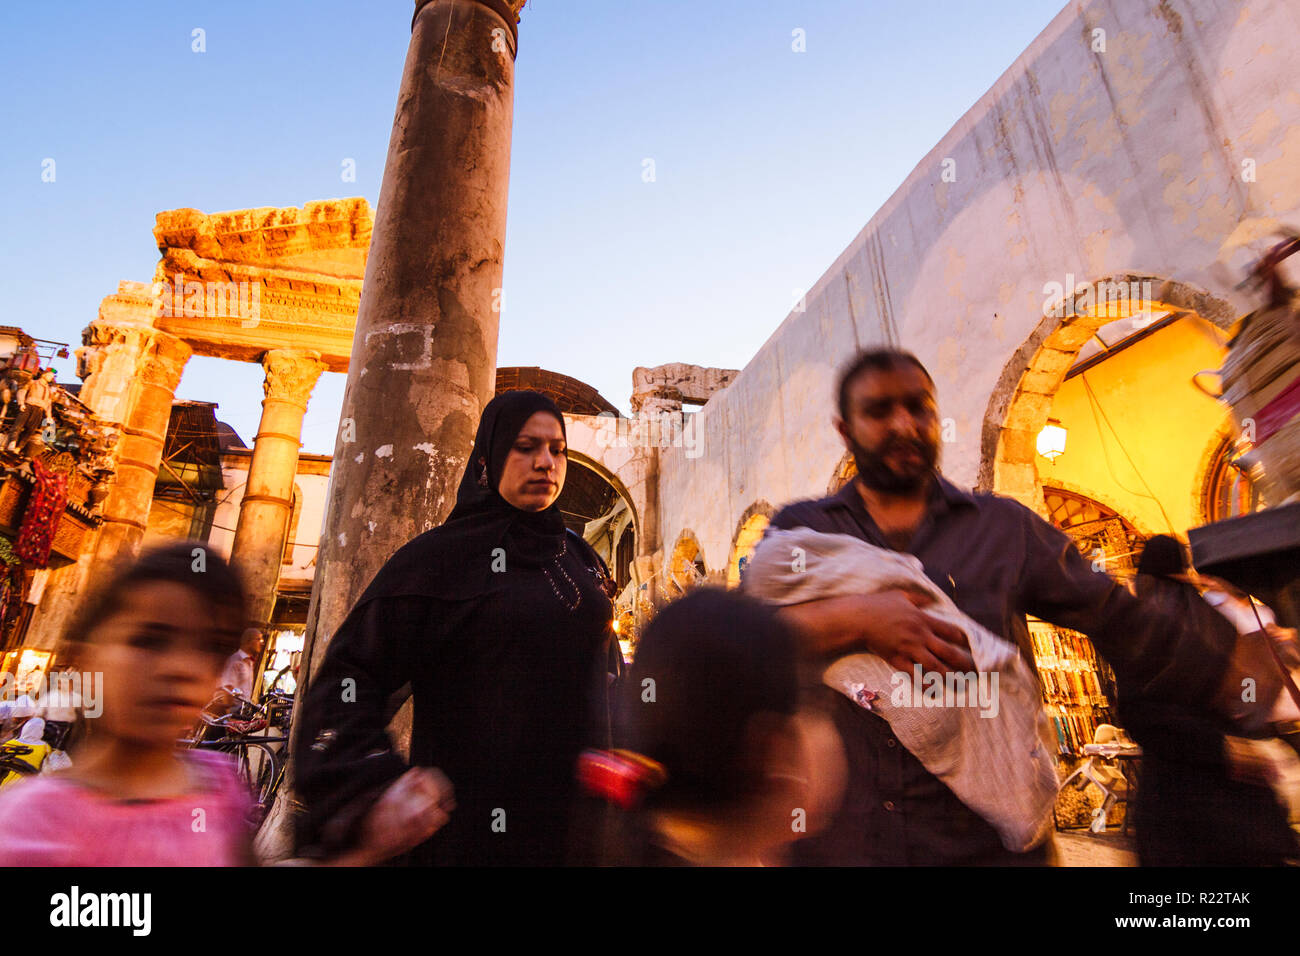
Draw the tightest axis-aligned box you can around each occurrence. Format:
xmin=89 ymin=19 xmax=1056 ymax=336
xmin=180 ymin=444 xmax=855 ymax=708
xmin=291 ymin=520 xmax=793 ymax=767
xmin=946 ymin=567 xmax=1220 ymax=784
xmin=64 ymin=542 xmax=249 ymax=749
xmin=621 ymin=588 xmax=844 ymax=864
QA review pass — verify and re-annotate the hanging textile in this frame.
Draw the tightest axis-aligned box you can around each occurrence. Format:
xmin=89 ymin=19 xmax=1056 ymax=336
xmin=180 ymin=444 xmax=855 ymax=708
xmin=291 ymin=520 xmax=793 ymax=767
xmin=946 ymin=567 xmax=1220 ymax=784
xmin=15 ymin=459 xmax=68 ymax=568
xmin=0 ymin=536 xmax=26 ymax=646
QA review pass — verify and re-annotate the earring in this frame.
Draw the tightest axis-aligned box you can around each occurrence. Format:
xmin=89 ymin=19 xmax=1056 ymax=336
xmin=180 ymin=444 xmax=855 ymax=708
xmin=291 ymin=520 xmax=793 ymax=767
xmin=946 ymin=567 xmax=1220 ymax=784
xmin=477 ymin=457 xmax=488 ymax=488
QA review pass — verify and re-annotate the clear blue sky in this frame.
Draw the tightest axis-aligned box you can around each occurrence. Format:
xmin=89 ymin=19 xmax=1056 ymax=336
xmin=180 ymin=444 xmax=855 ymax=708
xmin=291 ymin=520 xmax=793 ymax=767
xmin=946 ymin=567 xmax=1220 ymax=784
xmin=1 ymin=0 xmax=1065 ymax=454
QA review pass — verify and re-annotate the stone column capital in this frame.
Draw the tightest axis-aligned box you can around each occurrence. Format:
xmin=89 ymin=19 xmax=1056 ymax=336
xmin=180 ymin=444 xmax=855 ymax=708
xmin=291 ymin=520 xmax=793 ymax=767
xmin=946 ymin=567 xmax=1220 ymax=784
xmin=138 ymin=330 xmax=193 ymax=392
xmin=262 ymin=348 xmax=327 ymax=409
xmin=77 ymin=321 xmax=155 ymax=372
xmin=413 ymin=0 xmax=523 ymax=49
xmin=81 ymin=321 xmax=135 ymax=349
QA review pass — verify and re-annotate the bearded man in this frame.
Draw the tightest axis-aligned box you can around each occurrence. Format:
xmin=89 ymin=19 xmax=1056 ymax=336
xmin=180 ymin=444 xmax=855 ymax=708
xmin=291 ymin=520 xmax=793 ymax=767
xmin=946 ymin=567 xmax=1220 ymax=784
xmin=746 ymin=347 xmax=1251 ymax=865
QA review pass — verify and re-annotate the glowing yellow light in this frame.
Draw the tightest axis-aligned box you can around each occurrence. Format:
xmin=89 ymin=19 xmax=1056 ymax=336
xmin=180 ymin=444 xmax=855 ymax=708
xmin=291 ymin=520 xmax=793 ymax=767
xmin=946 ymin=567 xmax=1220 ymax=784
xmin=1037 ymin=419 xmax=1067 ymax=461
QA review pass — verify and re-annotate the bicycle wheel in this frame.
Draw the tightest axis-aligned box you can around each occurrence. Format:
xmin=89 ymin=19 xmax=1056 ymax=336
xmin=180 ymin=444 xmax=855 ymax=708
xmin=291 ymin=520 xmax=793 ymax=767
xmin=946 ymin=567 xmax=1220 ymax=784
xmin=243 ymin=741 xmax=282 ymax=824
xmin=254 ymin=749 xmax=286 ymax=820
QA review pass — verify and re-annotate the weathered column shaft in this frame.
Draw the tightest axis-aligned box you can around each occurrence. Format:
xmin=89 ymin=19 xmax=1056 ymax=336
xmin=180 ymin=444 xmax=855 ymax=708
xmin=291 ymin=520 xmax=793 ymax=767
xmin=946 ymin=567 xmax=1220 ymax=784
xmin=94 ymin=331 xmax=192 ymax=562
xmin=300 ymin=0 xmax=522 ymax=682
xmin=256 ymin=0 xmax=523 ymax=862
xmin=230 ymin=349 xmax=326 ymax=626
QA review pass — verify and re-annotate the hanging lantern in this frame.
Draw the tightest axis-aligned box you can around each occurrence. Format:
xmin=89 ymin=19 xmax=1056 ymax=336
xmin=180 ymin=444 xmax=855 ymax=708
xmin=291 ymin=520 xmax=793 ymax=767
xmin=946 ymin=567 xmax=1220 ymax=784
xmin=7 ymin=347 xmax=41 ymax=376
xmin=1037 ymin=418 xmax=1068 ymax=461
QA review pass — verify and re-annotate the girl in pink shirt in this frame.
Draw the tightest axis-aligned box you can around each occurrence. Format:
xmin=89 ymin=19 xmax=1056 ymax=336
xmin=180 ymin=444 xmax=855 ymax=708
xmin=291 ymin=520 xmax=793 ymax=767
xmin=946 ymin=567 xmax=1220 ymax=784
xmin=0 ymin=543 xmax=253 ymax=866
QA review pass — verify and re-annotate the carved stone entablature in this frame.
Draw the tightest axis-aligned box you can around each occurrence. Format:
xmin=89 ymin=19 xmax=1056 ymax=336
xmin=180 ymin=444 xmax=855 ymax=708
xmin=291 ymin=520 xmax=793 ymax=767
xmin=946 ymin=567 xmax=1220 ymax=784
xmin=151 ymin=308 xmax=356 ymax=372
xmin=153 ymin=199 xmax=372 ymax=275
xmin=150 ymin=215 xmax=367 ymax=370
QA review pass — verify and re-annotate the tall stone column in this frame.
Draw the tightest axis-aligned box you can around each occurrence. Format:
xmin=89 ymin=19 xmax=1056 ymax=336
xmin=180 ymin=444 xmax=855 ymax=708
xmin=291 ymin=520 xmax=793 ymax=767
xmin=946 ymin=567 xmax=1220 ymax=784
xmin=256 ymin=0 xmax=524 ymax=861
xmin=231 ymin=349 xmax=326 ymax=627
xmin=301 ymin=0 xmax=523 ymax=683
xmin=93 ymin=330 xmax=192 ymax=562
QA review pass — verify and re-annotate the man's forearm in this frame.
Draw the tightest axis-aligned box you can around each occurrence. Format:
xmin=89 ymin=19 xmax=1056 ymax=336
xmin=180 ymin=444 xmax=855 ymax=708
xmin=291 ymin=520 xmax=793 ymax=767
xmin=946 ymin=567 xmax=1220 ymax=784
xmin=777 ymin=596 xmax=873 ymax=660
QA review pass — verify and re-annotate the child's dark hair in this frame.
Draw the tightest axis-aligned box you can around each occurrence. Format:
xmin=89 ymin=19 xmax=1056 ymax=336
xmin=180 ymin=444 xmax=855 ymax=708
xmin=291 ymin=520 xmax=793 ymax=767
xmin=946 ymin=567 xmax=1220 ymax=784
xmin=62 ymin=541 xmax=250 ymax=656
xmin=621 ymin=587 xmax=799 ymax=815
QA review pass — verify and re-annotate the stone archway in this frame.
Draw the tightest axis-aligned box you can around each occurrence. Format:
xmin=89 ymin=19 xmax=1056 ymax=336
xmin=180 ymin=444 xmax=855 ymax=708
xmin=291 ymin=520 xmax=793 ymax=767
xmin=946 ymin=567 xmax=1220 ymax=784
xmin=726 ymin=501 xmax=775 ymax=588
xmin=667 ymin=528 xmax=707 ymax=595
xmin=561 ymin=449 xmax=640 ymax=594
xmin=564 ymin=449 xmax=639 ymax=543
xmin=977 ymin=275 xmax=1236 ymax=509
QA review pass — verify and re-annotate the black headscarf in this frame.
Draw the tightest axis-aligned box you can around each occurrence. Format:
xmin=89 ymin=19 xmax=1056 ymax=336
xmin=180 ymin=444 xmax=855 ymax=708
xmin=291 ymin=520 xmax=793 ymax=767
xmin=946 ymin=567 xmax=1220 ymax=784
xmin=353 ymin=390 xmax=570 ymax=605
xmin=1136 ymin=534 xmax=1189 ymax=579
xmin=1132 ymin=534 xmax=1236 ymax=699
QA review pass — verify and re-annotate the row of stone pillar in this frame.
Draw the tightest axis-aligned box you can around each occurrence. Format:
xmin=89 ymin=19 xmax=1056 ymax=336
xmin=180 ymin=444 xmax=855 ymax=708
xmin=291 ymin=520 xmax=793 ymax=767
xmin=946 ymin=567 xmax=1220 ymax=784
xmin=77 ymin=333 xmax=325 ymax=631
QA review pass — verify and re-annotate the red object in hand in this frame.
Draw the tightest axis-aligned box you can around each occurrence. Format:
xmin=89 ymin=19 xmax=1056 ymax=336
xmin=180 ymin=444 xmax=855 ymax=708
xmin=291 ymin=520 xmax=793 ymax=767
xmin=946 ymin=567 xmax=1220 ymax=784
xmin=576 ymin=749 xmax=667 ymax=810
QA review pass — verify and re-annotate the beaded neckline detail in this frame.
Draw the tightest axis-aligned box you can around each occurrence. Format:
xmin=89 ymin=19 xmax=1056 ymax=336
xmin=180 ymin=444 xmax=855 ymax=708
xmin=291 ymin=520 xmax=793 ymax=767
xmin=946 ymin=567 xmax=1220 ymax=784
xmin=543 ymin=539 xmax=583 ymax=612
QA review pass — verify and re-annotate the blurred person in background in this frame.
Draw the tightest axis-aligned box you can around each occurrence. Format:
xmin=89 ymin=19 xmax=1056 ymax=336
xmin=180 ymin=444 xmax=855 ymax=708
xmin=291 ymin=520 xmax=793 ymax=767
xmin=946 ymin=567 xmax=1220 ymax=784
xmin=219 ymin=628 xmax=264 ymax=701
xmin=6 ymin=366 xmax=56 ymax=454
xmin=40 ymin=663 xmax=84 ymax=753
xmin=0 ymin=717 xmax=53 ymax=789
xmin=0 ymin=691 xmax=38 ymax=744
xmin=198 ymin=627 xmax=265 ymax=738
xmin=1121 ymin=535 xmax=1299 ymax=866
xmin=593 ymin=588 xmax=846 ymax=866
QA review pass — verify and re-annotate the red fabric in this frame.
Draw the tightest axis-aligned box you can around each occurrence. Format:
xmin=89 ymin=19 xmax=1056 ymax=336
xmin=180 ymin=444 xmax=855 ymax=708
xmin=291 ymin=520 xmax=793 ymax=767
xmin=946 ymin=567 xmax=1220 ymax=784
xmin=1256 ymin=374 xmax=1300 ymax=445
xmin=15 ymin=459 xmax=68 ymax=568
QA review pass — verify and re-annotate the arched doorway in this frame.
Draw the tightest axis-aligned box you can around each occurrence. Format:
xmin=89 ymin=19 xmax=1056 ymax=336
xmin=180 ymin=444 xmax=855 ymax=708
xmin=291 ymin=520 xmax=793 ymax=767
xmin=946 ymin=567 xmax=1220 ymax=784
xmin=555 ymin=452 xmax=638 ymax=594
xmin=667 ymin=530 xmax=707 ymax=596
xmin=978 ymin=275 xmax=1237 ymax=512
xmin=1199 ymin=432 xmax=1265 ymax=523
xmin=1041 ymin=484 xmax=1147 ymax=581
xmin=726 ymin=502 xmax=775 ymax=588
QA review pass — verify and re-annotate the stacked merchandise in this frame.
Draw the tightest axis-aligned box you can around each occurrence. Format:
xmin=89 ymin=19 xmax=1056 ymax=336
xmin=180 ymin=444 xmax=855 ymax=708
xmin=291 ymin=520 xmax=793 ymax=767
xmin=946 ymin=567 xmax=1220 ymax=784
xmin=1207 ymin=232 xmax=1300 ymax=504
xmin=1029 ymin=619 xmax=1115 ymax=755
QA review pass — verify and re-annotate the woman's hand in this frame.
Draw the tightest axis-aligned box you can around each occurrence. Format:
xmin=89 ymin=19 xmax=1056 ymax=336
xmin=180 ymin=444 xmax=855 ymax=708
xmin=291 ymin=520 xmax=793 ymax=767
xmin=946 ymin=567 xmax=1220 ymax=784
xmin=331 ymin=767 xmax=455 ymax=866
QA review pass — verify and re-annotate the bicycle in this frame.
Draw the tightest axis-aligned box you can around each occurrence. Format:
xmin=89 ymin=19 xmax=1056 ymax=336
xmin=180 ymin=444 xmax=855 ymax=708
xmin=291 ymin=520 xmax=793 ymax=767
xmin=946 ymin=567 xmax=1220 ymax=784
xmin=182 ymin=688 xmax=294 ymax=826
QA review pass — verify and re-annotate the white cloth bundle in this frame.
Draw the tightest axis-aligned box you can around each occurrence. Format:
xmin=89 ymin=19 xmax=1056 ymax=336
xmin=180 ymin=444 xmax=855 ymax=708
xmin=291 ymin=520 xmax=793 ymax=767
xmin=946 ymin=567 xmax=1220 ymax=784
xmin=745 ymin=526 xmax=1058 ymax=852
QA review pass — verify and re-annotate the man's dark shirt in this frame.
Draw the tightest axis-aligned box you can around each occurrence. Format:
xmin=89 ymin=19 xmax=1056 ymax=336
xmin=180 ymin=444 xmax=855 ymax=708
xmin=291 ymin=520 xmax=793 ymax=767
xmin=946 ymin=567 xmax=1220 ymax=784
xmin=751 ymin=472 xmax=1233 ymax=865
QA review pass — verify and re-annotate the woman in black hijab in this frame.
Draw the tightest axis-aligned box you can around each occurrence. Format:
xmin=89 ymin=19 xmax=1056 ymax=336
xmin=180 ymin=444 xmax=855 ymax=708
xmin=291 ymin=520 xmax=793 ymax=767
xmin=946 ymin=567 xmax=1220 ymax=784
xmin=293 ymin=391 xmax=619 ymax=866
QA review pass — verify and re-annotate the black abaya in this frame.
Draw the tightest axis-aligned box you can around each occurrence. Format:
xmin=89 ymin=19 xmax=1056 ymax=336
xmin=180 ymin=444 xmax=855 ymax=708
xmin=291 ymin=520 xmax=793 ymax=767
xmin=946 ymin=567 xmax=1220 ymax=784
xmin=294 ymin=392 xmax=617 ymax=865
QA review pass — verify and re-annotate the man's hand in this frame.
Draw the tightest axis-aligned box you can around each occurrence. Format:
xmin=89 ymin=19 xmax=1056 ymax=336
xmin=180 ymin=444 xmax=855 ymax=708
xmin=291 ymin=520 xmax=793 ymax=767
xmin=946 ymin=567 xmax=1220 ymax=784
xmin=335 ymin=767 xmax=455 ymax=866
xmin=778 ymin=590 xmax=974 ymax=672
xmin=875 ymin=591 xmax=975 ymax=672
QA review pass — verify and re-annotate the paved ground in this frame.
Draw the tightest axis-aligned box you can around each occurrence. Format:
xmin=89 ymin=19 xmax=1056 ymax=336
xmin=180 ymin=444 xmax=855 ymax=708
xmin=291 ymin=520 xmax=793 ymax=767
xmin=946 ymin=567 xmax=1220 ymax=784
xmin=1053 ymin=827 xmax=1137 ymax=867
